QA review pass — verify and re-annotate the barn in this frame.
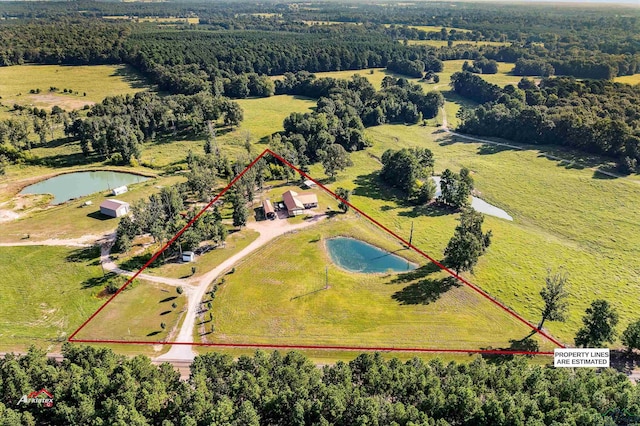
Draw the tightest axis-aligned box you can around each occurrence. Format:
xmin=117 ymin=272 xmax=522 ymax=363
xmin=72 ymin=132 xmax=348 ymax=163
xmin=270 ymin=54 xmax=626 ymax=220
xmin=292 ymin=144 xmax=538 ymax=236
xmin=99 ymin=199 xmax=130 ymax=218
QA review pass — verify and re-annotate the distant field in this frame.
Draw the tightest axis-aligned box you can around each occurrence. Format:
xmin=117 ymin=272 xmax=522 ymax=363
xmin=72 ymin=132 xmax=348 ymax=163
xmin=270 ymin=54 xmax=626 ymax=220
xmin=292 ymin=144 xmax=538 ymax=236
xmin=384 ymin=24 xmax=472 ymax=33
xmin=407 ymin=40 xmax=510 ymax=47
xmin=0 ymin=64 xmax=148 ymax=112
xmin=208 ymin=213 xmax=554 ymax=351
xmin=614 ymin=74 xmax=640 ymax=85
xmin=0 ymin=245 xmax=104 ymax=352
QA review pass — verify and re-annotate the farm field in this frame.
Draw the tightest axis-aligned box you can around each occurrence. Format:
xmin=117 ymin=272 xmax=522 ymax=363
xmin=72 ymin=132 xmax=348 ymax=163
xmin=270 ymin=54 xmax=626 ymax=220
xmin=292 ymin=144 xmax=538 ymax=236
xmin=206 ymin=213 xmax=554 ymax=351
xmin=303 ymin=123 xmax=640 ymax=345
xmin=407 ymin=40 xmax=510 ymax=47
xmin=0 ymin=64 xmax=148 ymax=114
xmin=72 ymin=278 xmax=188 ymax=344
xmin=0 ymin=245 xmax=105 ymax=352
xmin=384 ymin=24 xmax=472 ymax=33
xmin=614 ymin=74 xmax=640 ymax=85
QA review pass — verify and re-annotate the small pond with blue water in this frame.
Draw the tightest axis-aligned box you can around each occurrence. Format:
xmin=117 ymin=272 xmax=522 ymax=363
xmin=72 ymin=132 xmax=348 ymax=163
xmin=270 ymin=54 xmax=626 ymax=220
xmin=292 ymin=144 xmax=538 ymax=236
xmin=325 ymin=237 xmax=416 ymax=273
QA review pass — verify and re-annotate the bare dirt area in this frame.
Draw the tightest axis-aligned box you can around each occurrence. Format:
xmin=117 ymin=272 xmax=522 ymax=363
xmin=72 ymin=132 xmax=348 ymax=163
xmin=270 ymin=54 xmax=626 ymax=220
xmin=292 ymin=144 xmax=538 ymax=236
xmin=16 ymin=93 xmax=95 ymax=111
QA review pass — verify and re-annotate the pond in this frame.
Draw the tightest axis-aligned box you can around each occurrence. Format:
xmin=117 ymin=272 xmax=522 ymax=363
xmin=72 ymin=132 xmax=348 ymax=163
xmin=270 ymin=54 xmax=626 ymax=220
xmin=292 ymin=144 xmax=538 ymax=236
xmin=20 ymin=171 xmax=150 ymax=205
xmin=326 ymin=237 xmax=417 ymax=273
xmin=431 ymin=176 xmax=513 ymax=221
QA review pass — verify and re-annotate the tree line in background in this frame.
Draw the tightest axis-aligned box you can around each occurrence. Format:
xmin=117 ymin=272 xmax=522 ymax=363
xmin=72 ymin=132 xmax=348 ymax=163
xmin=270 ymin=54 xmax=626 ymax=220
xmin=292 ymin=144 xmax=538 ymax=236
xmin=1 ymin=344 xmax=640 ymax=425
xmin=452 ymin=72 xmax=640 ymax=173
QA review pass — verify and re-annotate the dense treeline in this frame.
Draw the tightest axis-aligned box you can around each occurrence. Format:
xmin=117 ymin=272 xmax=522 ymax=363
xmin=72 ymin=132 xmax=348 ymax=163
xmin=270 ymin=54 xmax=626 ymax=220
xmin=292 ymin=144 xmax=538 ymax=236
xmin=64 ymin=92 xmax=243 ymax=163
xmin=454 ymin=75 xmax=640 ymax=172
xmin=272 ymin=72 xmax=443 ymax=170
xmin=1 ymin=345 xmax=638 ymax=425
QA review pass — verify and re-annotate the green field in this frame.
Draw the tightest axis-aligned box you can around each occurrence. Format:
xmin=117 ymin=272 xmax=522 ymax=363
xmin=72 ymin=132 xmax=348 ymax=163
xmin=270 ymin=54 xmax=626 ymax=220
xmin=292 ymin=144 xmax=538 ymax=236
xmin=614 ymin=74 xmax=640 ymax=85
xmin=72 ymin=279 xmax=188 ymax=343
xmin=384 ymin=24 xmax=472 ymax=33
xmin=303 ymin=123 xmax=640 ymax=345
xmin=0 ymin=64 xmax=148 ymax=113
xmin=207 ymin=213 xmax=554 ymax=351
xmin=0 ymin=246 xmax=106 ymax=351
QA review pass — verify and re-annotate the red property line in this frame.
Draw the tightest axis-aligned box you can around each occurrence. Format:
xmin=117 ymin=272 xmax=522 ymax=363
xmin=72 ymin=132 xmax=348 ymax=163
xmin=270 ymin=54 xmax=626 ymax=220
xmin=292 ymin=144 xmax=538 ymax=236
xmin=68 ymin=150 xmax=270 ymax=341
xmin=69 ymin=148 xmax=564 ymax=355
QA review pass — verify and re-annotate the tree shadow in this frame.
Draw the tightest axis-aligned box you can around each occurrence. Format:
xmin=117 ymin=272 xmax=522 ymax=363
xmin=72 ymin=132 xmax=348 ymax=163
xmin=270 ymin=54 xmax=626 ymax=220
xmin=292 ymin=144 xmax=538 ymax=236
xmin=610 ymin=350 xmax=640 ymax=376
xmin=147 ymin=331 xmax=161 ymax=337
xmin=391 ymin=276 xmax=459 ymax=305
xmin=111 ymin=65 xmax=153 ymax=90
xmin=160 ymin=310 xmax=172 ymax=316
xmin=81 ymin=272 xmax=117 ymax=289
xmin=477 ymin=143 xmax=515 ymax=155
xmin=398 ymin=203 xmax=451 ymax=218
xmin=353 ymin=171 xmax=405 ymax=203
xmin=66 ymin=245 xmax=101 ymax=264
xmin=159 ymin=296 xmax=177 ymax=303
xmin=480 ymin=335 xmax=540 ymax=364
xmin=388 ymin=262 xmax=441 ymax=285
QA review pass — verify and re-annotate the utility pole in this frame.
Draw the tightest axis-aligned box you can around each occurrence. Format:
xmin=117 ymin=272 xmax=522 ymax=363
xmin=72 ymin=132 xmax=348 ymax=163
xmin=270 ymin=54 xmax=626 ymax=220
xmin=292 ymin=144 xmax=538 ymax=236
xmin=408 ymin=221 xmax=414 ymax=247
xmin=325 ymin=266 xmax=329 ymax=290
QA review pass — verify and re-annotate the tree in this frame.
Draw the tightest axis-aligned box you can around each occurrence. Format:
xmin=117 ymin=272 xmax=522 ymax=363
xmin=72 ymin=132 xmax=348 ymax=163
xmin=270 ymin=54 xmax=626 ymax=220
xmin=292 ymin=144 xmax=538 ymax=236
xmin=438 ymin=168 xmax=471 ymax=209
xmin=575 ymin=300 xmax=619 ymax=347
xmin=416 ymin=179 xmax=437 ymax=204
xmin=321 ymin=144 xmax=353 ymax=179
xmin=444 ymin=208 xmax=491 ymax=275
xmin=621 ymin=319 xmax=640 ymax=352
xmin=538 ymin=269 xmax=569 ymax=330
xmin=335 ymin=187 xmax=351 ymax=212
xmin=223 ymin=101 xmax=243 ymax=128
xmin=232 ymin=194 xmax=248 ymax=228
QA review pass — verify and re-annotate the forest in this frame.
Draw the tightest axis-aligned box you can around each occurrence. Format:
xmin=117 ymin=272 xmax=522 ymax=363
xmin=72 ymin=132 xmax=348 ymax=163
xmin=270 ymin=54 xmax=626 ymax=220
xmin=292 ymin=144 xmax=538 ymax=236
xmin=1 ymin=345 xmax=638 ymax=426
xmin=452 ymin=72 xmax=640 ymax=172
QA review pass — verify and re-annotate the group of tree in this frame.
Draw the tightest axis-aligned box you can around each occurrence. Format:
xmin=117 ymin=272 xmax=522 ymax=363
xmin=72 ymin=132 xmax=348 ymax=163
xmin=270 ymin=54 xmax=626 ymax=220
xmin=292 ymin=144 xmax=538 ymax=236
xmin=438 ymin=168 xmax=474 ymax=209
xmin=379 ymin=147 xmax=435 ymax=200
xmin=444 ymin=208 xmax=492 ymax=275
xmin=386 ymin=57 xmax=443 ymax=78
xmin=64 ymin=91 xmax=243 ymax=164
xmin=5 ymin=342 xmax=640 ymax=424
xmin=462 ymin=57 xmax=498 ymax=74
xmin=454 ymin=75 xmax=640 ymax=173
xmin=113 ymin=185 xmax=226 ymax=258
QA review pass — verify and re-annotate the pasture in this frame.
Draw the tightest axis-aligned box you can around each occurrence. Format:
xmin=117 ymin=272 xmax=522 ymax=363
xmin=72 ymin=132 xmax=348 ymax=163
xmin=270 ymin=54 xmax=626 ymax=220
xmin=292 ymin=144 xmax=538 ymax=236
xmin=0 ymin=64 xmax=148 ymax=113
xmin=304 ymin=123 xmax=640 ymax=345
xmin=207 ymin=214 xmax=553 ymax=351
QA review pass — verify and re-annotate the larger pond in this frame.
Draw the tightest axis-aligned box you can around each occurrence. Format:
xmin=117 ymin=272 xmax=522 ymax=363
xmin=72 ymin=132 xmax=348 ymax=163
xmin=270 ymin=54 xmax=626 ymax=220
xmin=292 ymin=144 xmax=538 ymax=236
xmin=20 ymin=171 xmax=150 ymax=205
xmin=326 ymin=237 xmax=416 ymax=273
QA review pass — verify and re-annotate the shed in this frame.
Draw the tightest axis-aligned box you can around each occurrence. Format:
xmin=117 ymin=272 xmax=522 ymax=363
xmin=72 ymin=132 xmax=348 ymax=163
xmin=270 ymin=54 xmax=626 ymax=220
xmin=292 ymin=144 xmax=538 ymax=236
xmin=112 ymin=185 xmax=128 ymax=196
xmin=282 ymin=190 xmax=318 ymax=217
xmin=99 ymin=199 xmax=130 ymax=218
xmin=182 ymin=251 xmax=195 ymax=262
xmin=263 ymin=199 xmax=276 ymax=220
xmin=303 ymin=179 xmax=317 ymax=189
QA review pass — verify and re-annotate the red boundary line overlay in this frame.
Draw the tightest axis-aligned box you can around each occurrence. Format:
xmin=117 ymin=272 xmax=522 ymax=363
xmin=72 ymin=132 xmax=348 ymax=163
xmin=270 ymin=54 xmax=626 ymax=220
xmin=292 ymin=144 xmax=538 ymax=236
xmin=69 ymin=148 xmax=564 ymax=355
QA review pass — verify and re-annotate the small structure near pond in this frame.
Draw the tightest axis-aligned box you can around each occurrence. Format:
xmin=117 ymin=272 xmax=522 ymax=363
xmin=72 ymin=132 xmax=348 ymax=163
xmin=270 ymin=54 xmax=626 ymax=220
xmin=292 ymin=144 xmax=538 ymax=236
xmin=182 ymin=251 xmax=195 ymax=262
xmin=99 ymin=199 xmax=130 ymax=218
xmin=112 ymin=185 xmax=128 ymax=196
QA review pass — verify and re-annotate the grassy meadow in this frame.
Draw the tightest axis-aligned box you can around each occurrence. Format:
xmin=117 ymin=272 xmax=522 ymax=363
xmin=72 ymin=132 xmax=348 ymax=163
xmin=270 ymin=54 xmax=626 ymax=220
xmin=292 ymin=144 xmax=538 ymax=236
xmin=207 ymin=214 xmax=554 ymax=351
xmin=0 ymin=64 xmax=148 ymax=114
xmin=303 ymin=123 xmax=640 ymax=345
xmin=72 ymin=279 xmax=188 ymax=343
xmin=614 ymin=74 xmax=640 ymax=85
xmin=0 ymin=245 xmax=106 ymax=351
xmin=407 ymin=40 xmax=510 ymax=48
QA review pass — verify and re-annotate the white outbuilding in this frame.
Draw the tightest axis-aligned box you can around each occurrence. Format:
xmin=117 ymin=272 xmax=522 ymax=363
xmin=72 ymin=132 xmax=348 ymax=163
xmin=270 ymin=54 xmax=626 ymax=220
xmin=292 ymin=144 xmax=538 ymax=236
xmin=112 ymin=185 xmax=128 ymax=196
xmin=182 ymin=251 xmax=195 ymax=262
xmin=99 ymin=199 xmax=130 ymax=218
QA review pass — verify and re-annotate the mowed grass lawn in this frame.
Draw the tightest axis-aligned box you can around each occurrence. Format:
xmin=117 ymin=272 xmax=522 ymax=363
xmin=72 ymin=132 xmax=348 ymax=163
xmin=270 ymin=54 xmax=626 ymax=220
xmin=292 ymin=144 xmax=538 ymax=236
xmin=0 ymin=64 xmax=148 ymax=112
xmin=209 ymin=215 xmax=554 ymax=351
xmin=306 ymin=124 xmax=640 ymax=345
xmin=0 ymin=246 xmax=105 ymax=351
xmin=72 ymin=279 xmax=187 ymax=343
